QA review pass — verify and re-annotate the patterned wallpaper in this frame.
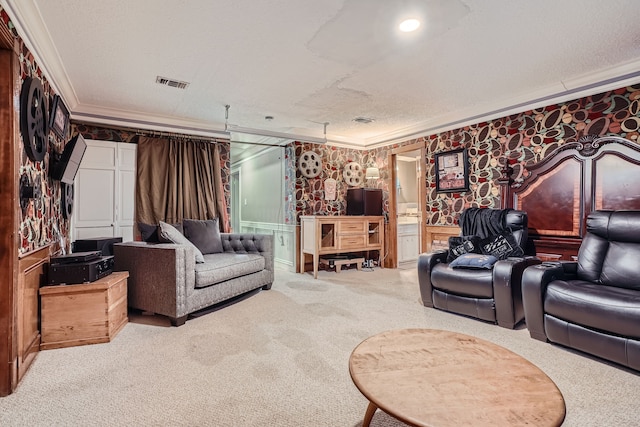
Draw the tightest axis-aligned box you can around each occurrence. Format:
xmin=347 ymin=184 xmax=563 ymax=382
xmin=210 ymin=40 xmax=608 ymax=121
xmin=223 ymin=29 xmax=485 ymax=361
xmin=292 ymin=85 xmax=640 ymax=227
xmin=292 ymin=142 xmax=392 ymax=222
xmin=11 ymin=27 xmax=69 ymax=255
xmin=422 ymin=85 xmax=640 ymax=226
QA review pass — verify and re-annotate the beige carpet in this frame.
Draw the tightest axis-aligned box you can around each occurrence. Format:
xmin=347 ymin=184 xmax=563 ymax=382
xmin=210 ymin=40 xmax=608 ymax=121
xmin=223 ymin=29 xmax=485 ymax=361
xmin=1 ymin=266 xmax=639 ymax=426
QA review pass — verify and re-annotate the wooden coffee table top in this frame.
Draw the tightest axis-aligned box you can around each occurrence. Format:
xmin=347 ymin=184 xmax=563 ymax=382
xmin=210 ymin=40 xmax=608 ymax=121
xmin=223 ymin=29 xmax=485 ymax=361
xmin=349 ymin=329 xmax=566 ymax=427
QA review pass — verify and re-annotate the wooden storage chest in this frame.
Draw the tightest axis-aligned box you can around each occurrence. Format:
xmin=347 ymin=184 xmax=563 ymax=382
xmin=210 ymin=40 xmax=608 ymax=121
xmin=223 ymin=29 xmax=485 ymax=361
xmin=39 ymin=271 xmax=129 ymax=350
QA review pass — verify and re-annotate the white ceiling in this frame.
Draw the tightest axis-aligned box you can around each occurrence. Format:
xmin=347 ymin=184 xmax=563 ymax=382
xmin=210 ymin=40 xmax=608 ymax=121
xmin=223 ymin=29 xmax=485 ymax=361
xmin=4 ymin=0 xmax=640 ymax=148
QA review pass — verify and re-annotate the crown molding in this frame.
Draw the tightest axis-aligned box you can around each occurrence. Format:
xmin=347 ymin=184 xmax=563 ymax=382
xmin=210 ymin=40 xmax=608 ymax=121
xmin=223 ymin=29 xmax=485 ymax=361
xmin=365 ymin=58 xmax=640 ymax=147
xmin=72 ymin=105 xmax=231 ymax=139
xmin=2 ymin=0 xmax=78 ymax=109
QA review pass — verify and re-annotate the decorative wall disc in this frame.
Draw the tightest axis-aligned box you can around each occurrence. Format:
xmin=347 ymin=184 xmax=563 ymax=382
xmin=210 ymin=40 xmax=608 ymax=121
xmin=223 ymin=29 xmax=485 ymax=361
xmin=343 ymin=162 xmax=363 ymax=186
xmin=298 ymin=151 xmax=322 ymax=178
xmin=20 ymin=76 xmax=49 ymax=162
xmin=62 ymin=182 xmax=74 ymax=219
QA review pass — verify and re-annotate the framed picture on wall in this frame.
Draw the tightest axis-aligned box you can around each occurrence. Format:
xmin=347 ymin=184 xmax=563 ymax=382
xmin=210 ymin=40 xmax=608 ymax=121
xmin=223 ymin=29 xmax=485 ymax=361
xmin=435 ymin=148 xmax=469 ymax=193
xmin=49 ymin=95 xmax=70 ymax=139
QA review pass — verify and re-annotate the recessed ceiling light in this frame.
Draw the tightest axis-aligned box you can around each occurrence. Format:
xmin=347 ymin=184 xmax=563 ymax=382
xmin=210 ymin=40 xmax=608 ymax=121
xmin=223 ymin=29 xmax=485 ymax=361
xmin=353 ymin=117 xmax=375 ymax=124
xmin=399 ymin=18 xmax=420 ymax=32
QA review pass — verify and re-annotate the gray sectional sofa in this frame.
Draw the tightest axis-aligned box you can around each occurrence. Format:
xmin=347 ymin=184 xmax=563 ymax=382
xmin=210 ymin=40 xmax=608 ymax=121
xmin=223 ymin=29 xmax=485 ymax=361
xmin=114 ymin=232 xmax=274 ymax=326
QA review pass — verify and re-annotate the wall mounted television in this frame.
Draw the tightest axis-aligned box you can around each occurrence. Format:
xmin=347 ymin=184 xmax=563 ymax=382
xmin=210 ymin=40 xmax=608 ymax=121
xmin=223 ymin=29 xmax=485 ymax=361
xmin=49 ymin=133 xmax=87 ymax=184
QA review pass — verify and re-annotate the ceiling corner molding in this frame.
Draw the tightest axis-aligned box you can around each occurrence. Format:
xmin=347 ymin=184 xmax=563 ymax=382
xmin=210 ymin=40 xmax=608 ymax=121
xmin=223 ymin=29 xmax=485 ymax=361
xmin=72 ymin=105 xmax=231 ymax=139
xmin=2 ymin=0 xmax=78 ymax=108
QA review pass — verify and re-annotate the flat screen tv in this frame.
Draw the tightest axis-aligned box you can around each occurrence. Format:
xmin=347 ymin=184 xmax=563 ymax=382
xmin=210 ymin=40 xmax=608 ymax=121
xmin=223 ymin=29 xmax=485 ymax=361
xmin=50 ymin=133 xmax=87 ymax=184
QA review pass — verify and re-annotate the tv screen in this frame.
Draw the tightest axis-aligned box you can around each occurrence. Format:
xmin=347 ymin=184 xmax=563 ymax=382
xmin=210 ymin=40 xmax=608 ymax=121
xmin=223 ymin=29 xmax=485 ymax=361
xmin=50 ymin=134 xmax=87 ymax=184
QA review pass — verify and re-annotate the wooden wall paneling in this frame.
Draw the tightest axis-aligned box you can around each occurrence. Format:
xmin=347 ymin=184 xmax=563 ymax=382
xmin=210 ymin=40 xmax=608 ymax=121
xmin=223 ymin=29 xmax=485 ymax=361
xmin=16 ymin=245 xmax=49 ymax=382
xmin=0 ymin=46 xmax=19 ymax=396
xmin=424 ymin=225 xmax=460 ymax=252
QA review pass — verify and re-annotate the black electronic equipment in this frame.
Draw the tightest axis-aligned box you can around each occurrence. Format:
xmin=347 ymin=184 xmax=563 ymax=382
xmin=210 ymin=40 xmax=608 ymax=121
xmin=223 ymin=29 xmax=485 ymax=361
xmin=49 ymin=133 xmax=87 ymax=184
xmin=346 ymin=188 xmax=383 ymax=216
xmin=50 ymin=251 xmax=101 ymax=264
xmin=47 ymin=255 xmax=114 ymax=285
xmin=73 ymin=237 xmax=123 ymax=257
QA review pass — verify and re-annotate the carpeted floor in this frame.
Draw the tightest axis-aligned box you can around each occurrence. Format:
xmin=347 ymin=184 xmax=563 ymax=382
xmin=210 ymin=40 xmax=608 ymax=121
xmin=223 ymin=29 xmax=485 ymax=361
xmin=1 ymin=266 xmax=639 ymax=426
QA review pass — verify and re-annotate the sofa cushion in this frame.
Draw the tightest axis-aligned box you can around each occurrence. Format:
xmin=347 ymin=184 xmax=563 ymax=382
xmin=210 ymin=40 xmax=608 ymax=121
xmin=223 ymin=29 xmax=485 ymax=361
xmin=139 ymin=222 xmax=183 ymax=243
xmin=194 ymin=253 xmax=265 ymax=288
xmin=544 ymin=279 xmax=640 ymax=339
xmin=431 ymin=263 xmax=494 ymax=298
xmin=183 ymin=218 xmax=223 ymax=254
xmin=158 ymin=221 xmax=205 ymax=263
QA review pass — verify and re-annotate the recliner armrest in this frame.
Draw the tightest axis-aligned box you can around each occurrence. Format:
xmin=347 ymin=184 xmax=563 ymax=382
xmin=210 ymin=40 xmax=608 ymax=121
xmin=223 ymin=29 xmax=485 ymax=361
xmin=417 ymin=250 xmax=448 ymax=307
xmin=522 ymin=261 xmax=578 ymax=341
xmin=492 ymin=256 xmax=542 ymax=328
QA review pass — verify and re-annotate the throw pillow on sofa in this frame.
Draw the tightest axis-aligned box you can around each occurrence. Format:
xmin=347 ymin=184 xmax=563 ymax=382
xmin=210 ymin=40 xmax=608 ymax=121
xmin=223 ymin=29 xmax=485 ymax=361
xmin=447 ymin=235 xmax=481 ymax=262
xmin=449 ymin=253 xmax=498 ymax=269
xmin=158 ymin=221 xmax=205 ymax=263
xmin=183 ymin=218 xmax=224 ymax=254
xmin=479 ymin=231 xmax=523 ymax=260
xmin=139 ymin=222 xmax=184 ymax=243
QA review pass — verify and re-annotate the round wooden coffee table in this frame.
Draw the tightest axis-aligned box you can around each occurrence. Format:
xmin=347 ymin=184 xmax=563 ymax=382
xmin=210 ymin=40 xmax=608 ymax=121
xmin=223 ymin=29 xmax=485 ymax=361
xmin=349 ymin=329 xmax=565 ymax=427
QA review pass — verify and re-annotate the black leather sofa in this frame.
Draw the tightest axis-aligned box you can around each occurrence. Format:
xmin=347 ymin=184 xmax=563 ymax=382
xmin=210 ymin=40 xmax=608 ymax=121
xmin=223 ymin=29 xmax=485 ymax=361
xmin=418 ymin=208 xmax=540 ymax=329
xmin=522 ymin=210 xmax=640 ymax=371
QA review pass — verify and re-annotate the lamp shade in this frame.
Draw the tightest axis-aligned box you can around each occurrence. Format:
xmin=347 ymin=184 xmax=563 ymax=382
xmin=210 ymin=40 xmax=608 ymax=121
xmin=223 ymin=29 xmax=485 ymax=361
xmin=365 ymin=167 xmax=380 ymax=179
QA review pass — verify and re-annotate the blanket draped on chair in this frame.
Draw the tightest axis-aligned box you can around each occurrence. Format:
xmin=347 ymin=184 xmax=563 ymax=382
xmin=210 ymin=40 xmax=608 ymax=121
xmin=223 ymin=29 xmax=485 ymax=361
xmin=460 ymin=208 xmax=512 ymax=238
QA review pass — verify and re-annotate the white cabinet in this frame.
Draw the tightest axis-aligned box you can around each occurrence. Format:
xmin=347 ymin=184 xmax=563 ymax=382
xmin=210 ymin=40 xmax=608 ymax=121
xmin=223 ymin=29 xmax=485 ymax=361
xmin=73 ymin=140 xmax=136 ymax=242
xmin=397 ymin=223 xmax=419 ymax=262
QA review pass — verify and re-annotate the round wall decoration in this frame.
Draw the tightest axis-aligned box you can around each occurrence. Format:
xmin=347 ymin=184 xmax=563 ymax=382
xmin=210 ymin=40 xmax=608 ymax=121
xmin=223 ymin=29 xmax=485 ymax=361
xmin=20 ymin=76 xmax=49 ymax=162
xmin=298 ymin=151 xmax=322 ymax=178
xmin=62 ymin=182 xmax=74 ymax=219
xmin=343 ymin=162 xmax=363 ymax=186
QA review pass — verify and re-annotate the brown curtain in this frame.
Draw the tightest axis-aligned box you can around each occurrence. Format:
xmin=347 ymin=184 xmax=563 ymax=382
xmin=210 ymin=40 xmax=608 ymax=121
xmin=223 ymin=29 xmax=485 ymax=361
xmin=136 ymin=136 xmax=230 ymax=231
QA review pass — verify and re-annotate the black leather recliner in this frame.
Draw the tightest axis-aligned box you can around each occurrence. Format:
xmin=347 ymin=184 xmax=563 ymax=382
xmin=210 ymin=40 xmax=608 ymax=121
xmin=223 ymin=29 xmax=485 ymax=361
xmin=418 ymin=208 xmax=540 ymax=329
xmin=522 ymin=210 xmax=640 ymax=371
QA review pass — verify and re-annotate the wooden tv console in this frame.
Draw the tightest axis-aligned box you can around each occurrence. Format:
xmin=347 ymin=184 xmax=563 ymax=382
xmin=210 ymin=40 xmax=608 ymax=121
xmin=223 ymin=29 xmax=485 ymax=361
xmin=299 ymin=215 xmax=384 ymax=279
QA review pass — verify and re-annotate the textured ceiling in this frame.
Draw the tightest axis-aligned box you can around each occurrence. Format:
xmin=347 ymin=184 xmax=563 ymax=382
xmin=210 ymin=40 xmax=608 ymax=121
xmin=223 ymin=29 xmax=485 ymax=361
xmin=4 ymin=0 xmax=640 ymax=147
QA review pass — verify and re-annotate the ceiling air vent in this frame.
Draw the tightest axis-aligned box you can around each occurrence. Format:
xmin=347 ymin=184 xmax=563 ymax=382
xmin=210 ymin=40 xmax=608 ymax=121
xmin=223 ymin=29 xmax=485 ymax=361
xmin=155 ymin=76 xmax=190 ymax=89
xmin=353 ymin=116 xmax=375 ymax=124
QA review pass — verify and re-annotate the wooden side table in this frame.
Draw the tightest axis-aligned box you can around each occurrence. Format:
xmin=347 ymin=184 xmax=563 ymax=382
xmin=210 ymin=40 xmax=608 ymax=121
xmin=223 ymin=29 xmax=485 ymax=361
xmin=39 ymin=271 xmax=129 ymax=350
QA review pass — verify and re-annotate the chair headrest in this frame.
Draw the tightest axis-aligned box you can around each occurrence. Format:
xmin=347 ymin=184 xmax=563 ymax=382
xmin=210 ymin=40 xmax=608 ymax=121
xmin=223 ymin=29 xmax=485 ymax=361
xmin=587 ymin=210 xmax=640 ymax=242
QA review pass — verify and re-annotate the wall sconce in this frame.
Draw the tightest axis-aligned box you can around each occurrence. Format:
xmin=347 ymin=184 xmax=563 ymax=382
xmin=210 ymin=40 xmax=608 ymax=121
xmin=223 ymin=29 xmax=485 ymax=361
xmin=365 ymin=167 xmax=380 ymax=180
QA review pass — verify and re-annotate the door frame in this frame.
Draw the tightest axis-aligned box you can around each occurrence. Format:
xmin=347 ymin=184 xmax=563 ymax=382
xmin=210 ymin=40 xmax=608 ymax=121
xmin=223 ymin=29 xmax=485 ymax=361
xmin=387 ymin=141 xmax=427 ymax=268
xmin=0 ymin=41 xmax=20 ymax=396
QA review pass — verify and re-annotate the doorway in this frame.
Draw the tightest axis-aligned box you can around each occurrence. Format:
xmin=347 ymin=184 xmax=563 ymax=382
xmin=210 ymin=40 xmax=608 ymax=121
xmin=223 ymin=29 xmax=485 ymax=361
xmin=396 ymin=150 xmax=421 ymax=264
xmin=389 ymin=142 xmax=427 ymax=268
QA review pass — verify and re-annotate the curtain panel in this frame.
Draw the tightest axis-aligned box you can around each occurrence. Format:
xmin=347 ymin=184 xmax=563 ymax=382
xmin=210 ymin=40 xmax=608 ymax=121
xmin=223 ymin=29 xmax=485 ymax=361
xmin=136 ymin=136 xmax=229 ymax=232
